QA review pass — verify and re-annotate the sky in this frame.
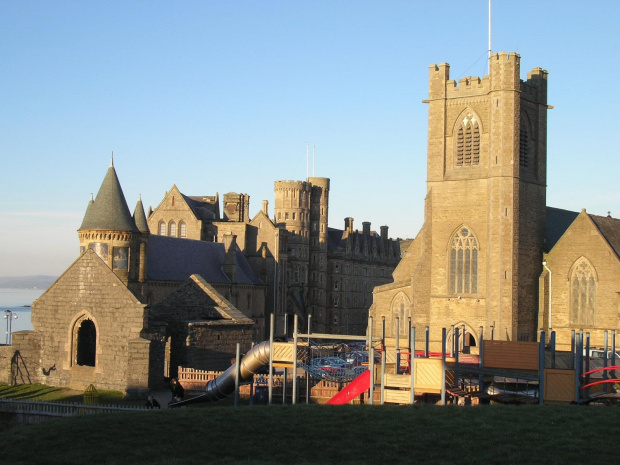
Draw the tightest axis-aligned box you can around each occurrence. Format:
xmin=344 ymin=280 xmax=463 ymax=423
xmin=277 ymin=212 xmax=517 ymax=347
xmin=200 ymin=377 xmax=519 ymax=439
xmin=1 ymin=0 xmax=619 ymax=278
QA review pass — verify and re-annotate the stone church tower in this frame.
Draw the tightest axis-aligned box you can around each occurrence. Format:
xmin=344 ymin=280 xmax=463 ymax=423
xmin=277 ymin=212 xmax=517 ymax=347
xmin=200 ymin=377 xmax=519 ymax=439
xmin=371 ymin=53 xmax=549 ymax=347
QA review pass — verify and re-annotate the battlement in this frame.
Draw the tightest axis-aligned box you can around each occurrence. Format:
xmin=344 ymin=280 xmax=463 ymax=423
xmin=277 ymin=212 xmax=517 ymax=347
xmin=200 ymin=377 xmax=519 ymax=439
xmin=274 ymin=180 xmax=311 ymax=191
xmin=429 ymin=52 xmax=548 ymax=101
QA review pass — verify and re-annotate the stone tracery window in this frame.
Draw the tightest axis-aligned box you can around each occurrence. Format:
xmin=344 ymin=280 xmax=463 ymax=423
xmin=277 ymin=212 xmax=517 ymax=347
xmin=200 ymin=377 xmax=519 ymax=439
xmin=456 ymin=113 xmax=480 ymax=166
xmin=570 ymin=258 xmax=596 ymax=326
xmin=449 ymin=227 xmax=478 ymax=294
xmin=390 ymin=292 xmax=411 ymax=337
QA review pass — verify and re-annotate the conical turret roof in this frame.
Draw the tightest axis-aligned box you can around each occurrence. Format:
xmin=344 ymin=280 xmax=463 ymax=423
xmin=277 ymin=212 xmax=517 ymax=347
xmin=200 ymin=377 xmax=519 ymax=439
xmin=79 ymin=160 xmax=138 ymax=232
xmin=133 ymin=195 xmax=150 ymax=233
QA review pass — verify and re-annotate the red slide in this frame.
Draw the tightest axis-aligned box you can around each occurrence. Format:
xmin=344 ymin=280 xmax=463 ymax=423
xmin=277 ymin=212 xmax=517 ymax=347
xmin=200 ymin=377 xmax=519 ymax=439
xmin=326 ymin=369 xmax=371 ymax=405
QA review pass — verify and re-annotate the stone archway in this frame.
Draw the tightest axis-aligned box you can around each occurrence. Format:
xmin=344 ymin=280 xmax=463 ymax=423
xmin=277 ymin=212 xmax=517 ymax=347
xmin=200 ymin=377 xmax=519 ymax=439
xmin=75 ymin=319 xmax=97 ymax=367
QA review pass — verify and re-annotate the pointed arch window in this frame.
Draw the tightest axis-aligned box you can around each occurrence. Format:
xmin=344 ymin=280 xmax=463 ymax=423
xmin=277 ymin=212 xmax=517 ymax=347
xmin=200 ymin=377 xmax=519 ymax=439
xmin=570 ymin=259 xmax=596 ymax=326
xmin=456 ymin=113 xmax=480 ymax=166
xmin=74 ymin=318 xmax=96 ymax=367
xmin=449 ymin=227 xmax=479 ymax=294
xmin=158 ymin=221 xmax=166 ymax=236
xmin=169 ymin=221 xmax=177 ymax=237
xmin=179 ymin=221 xmax=187 ymax=238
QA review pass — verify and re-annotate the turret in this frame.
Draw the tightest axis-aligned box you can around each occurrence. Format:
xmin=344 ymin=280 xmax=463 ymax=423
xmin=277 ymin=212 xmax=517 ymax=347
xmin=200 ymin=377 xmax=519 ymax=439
xmin=78 ymin=158 xmax=141 ymax=284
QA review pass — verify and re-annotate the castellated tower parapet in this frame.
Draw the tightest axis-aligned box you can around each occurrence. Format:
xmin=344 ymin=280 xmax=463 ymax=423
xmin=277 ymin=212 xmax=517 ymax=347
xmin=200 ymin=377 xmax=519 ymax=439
xmin=274 ymin=180 xmax=312 ymax=240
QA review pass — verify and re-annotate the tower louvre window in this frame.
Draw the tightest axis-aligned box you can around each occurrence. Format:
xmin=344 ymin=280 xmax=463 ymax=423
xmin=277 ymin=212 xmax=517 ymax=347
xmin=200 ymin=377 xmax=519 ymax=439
xmin=519 ymin=125 xmax=529 ymax=168
xmin=449 ymin=227 xmax=478 ymax=294
xmin=456 ymin=114 xmax=480 ymax=166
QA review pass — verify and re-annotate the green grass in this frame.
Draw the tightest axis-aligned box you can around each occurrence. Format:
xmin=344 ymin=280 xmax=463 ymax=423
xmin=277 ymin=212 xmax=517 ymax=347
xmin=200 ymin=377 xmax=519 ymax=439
xmin=0 ymin=402 xmax=617 ymax=464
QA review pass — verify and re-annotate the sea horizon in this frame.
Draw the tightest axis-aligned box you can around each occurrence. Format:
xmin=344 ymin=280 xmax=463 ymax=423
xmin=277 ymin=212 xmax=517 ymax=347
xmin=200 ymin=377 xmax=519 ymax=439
xmin=0 ymin=288 xmax=43 ymax=334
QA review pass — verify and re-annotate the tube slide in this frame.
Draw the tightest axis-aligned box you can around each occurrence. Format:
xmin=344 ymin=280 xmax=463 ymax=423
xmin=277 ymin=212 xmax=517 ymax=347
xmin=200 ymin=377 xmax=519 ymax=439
xmin=170 ymin=340 xmax=272 ymax=407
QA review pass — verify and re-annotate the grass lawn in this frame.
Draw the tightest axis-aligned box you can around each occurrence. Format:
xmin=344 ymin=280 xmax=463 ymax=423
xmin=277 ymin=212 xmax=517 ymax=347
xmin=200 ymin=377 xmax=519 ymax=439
xmin=0 ymin=397 xmax=617 ymax=464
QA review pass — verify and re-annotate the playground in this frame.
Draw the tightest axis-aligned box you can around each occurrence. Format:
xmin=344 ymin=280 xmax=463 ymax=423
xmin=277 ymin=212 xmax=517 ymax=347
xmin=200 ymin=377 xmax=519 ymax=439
xmin=172 ymin=315 xmax=620 ymax=407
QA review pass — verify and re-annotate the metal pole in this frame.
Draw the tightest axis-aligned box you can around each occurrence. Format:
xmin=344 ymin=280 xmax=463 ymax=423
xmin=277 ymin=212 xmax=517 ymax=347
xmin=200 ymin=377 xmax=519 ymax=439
xmin=450 ymin=325 xmax=455 ymax=358
xmin=292 ymin=314 xmax=298 ymax=405
xmin=542 ymin=260 xmax=552 ymax=331
xmin=268 ymin=313 xmax=274 ymax=405
xmin=550 ymin=330 xmax=556 ymax=369
xmin=410 ymin=326 xmax=416 ymax=405
xmin=571 ymin=330 xmax=576 ymax=370
xmin=368 ymin=316 xmax=374 ymax=405
xmin=612 ymin=330 xmax=617 ymax=381
xmin=408 ymin=317 xmax=412 ymax=373
xmin=425 ymin=326 xmax=429 ymax=357
xmin=455 ymin=327 xmax=460 ymax=365
xmin=234 ymin=343 xmax=241 ymax=407
xmin=395 ymin=316 xmax=400 ymax=374
xmin=603 ymin=330 xmax=609 ymax=393
xmin=575 ymin=331 xmax=582 ymax=404
xmin=306 ymin=314 xmax=311 ymax=404
xmin=538 ymin=330 xmax=545 ymax=405
xmin=380 ymin=347 xmax=386 ymax=405
xmin=441 ymin=328 xmax=447 ymax=405
xmin=478 ymin=326 xmax=484 ymax=393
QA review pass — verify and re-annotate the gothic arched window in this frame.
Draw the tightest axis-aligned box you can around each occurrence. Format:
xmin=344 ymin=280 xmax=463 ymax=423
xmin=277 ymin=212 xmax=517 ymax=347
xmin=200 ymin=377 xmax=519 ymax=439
xmin=570 ymin=258 xmax=596 ymax=326
xmin=456 ymin=113 xmax=480 ymax=166
xmin=179 ymin=221 xmax=187 ymax=238
xmin=169 ymin=221 xmax=177 ymax=237
xmin=75 ymin=319 xmax=96 ymax=367
xmin=449 ymin=227 xmax=479 ymax=294
xmin=158 ymin=221 xmax=166 ymax=236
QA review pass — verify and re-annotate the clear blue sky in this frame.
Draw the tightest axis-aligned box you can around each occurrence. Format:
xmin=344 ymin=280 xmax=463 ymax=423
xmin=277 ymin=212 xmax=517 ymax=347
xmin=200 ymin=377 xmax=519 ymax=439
xmin=1 ymin=1 xmax=618 ymax=277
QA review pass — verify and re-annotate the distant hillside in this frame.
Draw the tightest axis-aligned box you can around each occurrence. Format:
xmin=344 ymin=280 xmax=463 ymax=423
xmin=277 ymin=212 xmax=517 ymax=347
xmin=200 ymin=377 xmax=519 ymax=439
xmin=0 ymin=275 xmax=58 ymax=289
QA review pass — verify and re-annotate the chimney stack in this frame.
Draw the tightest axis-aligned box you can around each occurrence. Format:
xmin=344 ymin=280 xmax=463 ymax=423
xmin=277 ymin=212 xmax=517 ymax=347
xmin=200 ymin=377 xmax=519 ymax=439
xmin=345 ymin=217 xmax=354 ymax=234
xmin=262 ymin=200 xmax=269 ymax=216
xmin=363 ymin=221 xmax=371 ymax=236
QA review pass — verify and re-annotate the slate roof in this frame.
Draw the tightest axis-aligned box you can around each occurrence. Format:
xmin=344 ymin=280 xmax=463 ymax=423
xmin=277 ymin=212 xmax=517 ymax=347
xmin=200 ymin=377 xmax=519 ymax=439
xmin=184 ymin=194 xmax=217 ymax=221
xmin=133 ymin=196 xmax=150 ymax=233
xmin=544 ymin=207 xmax=579 ymax=253
xmin=79 ymin=164 xmax=138 ymax=232
xmin=146 ymin=235 xmax=263 ymax=285
xmin=589 ymin=214 xmax=620 ymax=259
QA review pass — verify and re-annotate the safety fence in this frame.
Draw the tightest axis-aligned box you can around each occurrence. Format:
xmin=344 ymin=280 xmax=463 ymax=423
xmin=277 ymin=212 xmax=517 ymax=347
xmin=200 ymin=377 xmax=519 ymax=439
xmin=0 ymin=399 xmax=148 ymax=427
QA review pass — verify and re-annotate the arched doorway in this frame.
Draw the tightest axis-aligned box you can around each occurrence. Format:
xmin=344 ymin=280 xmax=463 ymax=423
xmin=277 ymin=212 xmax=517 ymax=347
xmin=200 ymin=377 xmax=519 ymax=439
xmin=76 ymin=319 xmax=96 ymax=367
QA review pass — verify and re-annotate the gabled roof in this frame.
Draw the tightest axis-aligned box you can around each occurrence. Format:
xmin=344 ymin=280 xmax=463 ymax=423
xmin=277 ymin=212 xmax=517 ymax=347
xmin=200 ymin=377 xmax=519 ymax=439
xmin=589 ymin=214 xmax=620 ymax=259
xmin=148 ymin=274 xmax=253 ymax=325
xmin=146 ymin=235 xmax=263 ymax=285
xmin=33 ymin=249 xmax=144 ymax=310
xmin=544 ymin=207 xmax=579 ymax=253
xmin=79 ymin=162 xmax=138 ymax=232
